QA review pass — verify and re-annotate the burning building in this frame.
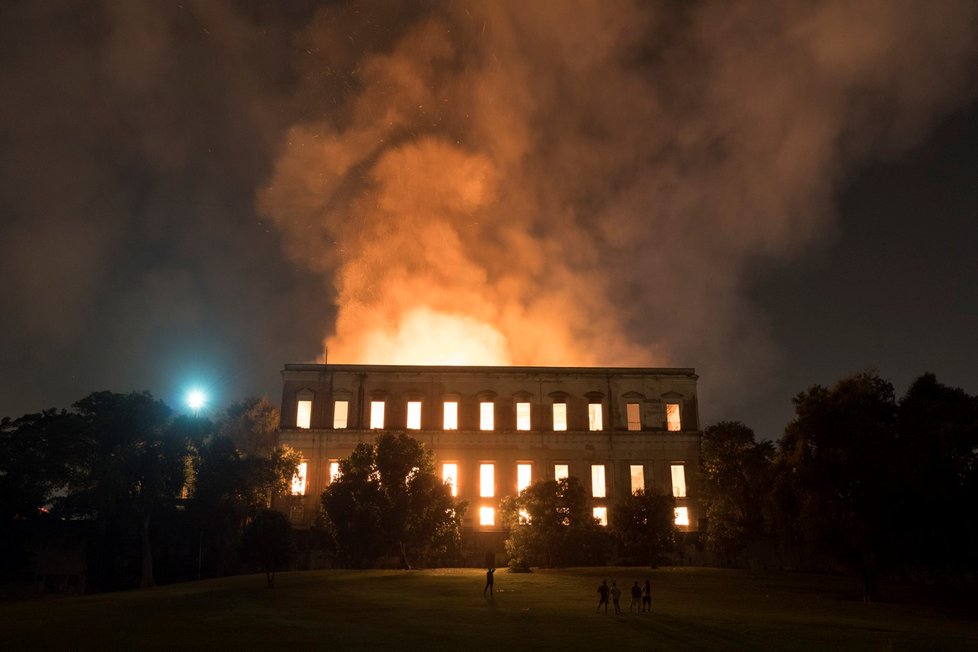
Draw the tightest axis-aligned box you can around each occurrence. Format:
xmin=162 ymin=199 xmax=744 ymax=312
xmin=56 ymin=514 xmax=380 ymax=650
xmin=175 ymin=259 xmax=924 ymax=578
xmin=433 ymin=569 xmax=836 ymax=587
xmin=277 ymin=363 xmax=701 ymax=549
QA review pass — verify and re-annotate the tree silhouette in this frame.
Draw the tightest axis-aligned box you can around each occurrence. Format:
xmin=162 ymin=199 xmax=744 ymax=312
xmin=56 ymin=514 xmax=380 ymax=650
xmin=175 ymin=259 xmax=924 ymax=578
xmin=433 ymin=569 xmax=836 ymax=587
xmin=239 ymin=509 xmax=295 ymax=588
xmin=775 ymin=372 xmax=898 ymax=600
xmin=896 ymin=373 xmax=978 ymax=572
xmin=612 ymin=490 xmax=676 ymax=567
xmin=321 ymin=433 xmax=462 ymax=568
xmin=700 ymin=421 xmax=773 ymax=566
xmin=502 ymin=477 xmax=607 ymax=569
xmin=57 ymin=392 xmax=192 ymax=589
xmin=191 ymin=432 xmax=299 ymax=577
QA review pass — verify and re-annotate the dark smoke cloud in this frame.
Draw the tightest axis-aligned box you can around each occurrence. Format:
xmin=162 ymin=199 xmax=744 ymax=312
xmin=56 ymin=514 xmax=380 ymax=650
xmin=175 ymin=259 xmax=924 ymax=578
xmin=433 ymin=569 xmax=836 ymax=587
xmin=0 ymin=0 xmax=331 ymax=414
xmin=259 ymin=0 xmax=978 ymax=411
xmin=1 ymin=1 xmax=975 ymax=420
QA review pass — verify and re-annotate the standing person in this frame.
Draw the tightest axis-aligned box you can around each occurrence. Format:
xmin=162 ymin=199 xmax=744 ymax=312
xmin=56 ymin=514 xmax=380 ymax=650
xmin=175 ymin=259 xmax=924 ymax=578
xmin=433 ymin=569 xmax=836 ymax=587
xmin=484 ymin=567 xmax=495 ymax=597
xmin=630 ymin=581 xmax=642 ymax=612
xmin=611 ymin=581 xmax=622 ymax=615
xmin=642 ymin=578 xmax=652 ymax=612
xmin=596 ymin=580 xmax=609 ymax=613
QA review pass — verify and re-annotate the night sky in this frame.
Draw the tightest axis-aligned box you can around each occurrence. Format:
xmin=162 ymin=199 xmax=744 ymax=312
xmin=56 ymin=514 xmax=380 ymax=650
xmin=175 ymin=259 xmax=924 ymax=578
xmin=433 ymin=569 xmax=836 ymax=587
xmin=1 ymin=1 xmax=976 ymax=440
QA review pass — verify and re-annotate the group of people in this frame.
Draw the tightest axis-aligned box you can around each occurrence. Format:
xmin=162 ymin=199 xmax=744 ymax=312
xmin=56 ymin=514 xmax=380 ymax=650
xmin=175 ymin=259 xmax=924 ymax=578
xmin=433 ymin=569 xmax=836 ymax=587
xmin=483 ymin=567 xmax=653 ymax=615
xmin=596 ymin=579 xmax=651 ymax=614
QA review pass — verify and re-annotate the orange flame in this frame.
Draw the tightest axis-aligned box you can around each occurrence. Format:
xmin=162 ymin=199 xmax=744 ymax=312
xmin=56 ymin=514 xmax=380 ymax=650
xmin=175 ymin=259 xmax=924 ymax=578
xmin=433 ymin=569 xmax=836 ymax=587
xmin=329 ymin=307 xmax=511 ymax=366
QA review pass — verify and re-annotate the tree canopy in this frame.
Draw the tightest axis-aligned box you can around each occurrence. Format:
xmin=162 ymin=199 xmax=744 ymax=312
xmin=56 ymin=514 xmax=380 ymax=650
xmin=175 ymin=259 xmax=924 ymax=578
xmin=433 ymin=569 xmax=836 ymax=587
xmin=612 ymin=489 xmax=677 ymax=567
xmin=895 ymin=373 xmax=978 ymax=570
xmin=502 ymin=477 xmax=608 ymax=569
xmin=775 ymin=372 xmax=900 ymax=597
xmin=700 ymin=421 xmax=773 ymax=566
xmin=691 ymin=371 xmax=978 ymax=596
xmin=320 ymin=432 xmax=463 ymax=568
xmin=41 ymin=392 xmax=191 ymax=589
xmin=0 ymin=392 xmax=297 ymax=591
xmin=218 ymin=396 xmax=280 ymax=456
xmin=239 ymin=509 xmax=295 ymax=588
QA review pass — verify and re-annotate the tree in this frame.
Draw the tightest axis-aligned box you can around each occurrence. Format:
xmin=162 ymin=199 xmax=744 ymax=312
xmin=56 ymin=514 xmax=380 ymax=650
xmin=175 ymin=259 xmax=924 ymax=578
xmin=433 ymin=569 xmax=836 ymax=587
xmin=189 ymin=397 xmax=297 ymax=578
xmin=612 ymin=490 xmax=676 ymax=567
xmin=0 ymin=410 xmax=82 ymax=523
xmin=700 ymin=421 xmax=774 ymax=566
xmin=502 ymin=477 xmax=609 ymax=569
xmin=0 ymin=410 xmax=86 ymax=582
xmin=45 ymin=391 xmax=194 ymax=590
xmin=320 ymin=433 xmax=462 ymax=568
xmin=774 ymin=372 xmax=899 ymax=600
xmin=190 ymin=430 xmax=299 ymax=577
xmin=1 ymin=391 xmax=300 ymax=589
xmin=896 ymin=373 xmax=978 ymax=572
xmin=218 ymin=396 xmax=280 ymax=456
xmin=239 ymin=509 xmax=295 ymax=588
xmin=320 ymin=443 xmax=385 ymax=567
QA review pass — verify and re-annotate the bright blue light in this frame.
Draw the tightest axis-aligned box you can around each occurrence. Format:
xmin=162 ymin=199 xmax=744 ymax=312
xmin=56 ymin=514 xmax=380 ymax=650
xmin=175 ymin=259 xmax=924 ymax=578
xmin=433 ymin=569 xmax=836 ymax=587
xmin=186 ymin=389 xmax=207 ymax=412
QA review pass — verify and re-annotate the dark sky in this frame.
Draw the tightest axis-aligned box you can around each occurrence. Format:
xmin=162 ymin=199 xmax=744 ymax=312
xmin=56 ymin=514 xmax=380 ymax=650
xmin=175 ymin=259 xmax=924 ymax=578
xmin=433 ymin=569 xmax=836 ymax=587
xmin=1 ymin=1 xmax=976 ymax=440
xmin=739 ymin=103 xmax=978 ymax=438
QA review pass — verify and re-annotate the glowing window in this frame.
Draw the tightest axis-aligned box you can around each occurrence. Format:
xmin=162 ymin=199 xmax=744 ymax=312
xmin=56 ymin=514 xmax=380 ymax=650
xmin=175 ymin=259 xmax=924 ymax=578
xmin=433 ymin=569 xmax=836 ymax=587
xmin=593 ymin=506 xmax=608 ymax=526
xmin=516 ymin=402 xmax=531 ymax=431
xmin=407 ymin=401 xmax=422 ymax=430
xmin=480 ymin=402 xmax=494 ymax=431
xmin=442 ymin=463 xmax=458 ymax=497
xmin=370 ymin=401 xmax=385 ymax=429
xmin=554 ymin=464 xmax=569 ymax=482
xmin=480 ymin=463 xmax=495 ymax=497
xmin=626 ymin=402 xmax=641 ymax=431
xmin=588 ymin=403 xmax=603 ymax=431
xmin=333 ymin=400 xmax=348 ymax=429
xmin=291 ymin=462 xmax=307 ymax=496
xmin=443 ymin=401 xmax=458 ymax=430
xmin=671 ymin=464 xmax=687 ymax=498
xmin=517 ymin=463 xmax=532 ymax=493
xmin=630 ymin=465 xmax=645 ymax=495
xmin=591 ymin=464 xmax=606 ymax=498
xmin=329 ymin=461 xmax=340 ymax=483
xmin=479 ymin=506 xmax=495 ymax=526
xmin=666 ymin=403 xmax=682 ymax=431
xmin=518 ymin=509 xmax=530 ymax=524
xmin=552 ymin=403 xmax=567 ymax=431
xmin=674 ymin=506 xmax=689 ymax=526
xmin=296 ymin=400 xmax=312 ymax=429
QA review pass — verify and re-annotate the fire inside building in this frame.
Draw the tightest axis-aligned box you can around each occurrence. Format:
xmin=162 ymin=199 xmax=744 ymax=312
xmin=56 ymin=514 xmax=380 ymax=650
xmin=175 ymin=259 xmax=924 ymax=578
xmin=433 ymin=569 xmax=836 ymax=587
xmin=277 ymin=363 xmax=701 ymax=557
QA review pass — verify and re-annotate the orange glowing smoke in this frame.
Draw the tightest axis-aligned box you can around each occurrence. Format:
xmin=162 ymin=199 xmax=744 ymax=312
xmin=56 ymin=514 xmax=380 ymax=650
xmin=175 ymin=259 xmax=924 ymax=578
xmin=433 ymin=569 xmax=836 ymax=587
xmin=262 ymin=87 xmax=651 ymax=368
xmin=346 ymin=308 xmax=509 ymax=366
xmin=259 ymin=1 xmax=977 ymax=387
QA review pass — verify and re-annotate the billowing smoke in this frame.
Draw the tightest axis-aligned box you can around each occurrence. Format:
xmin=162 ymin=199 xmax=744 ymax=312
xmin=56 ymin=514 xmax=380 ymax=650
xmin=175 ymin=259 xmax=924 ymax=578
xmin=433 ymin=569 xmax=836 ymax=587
xmin=259 ymin=0 xmax=977 ymax=408
xmin=1 ymin=1 xmax=973 ymax=421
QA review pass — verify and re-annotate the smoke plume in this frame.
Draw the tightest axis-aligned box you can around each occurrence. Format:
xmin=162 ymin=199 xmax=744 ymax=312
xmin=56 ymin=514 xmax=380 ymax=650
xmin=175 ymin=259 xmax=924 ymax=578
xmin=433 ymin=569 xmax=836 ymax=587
xmin=258 ymin=0 xmax=977 ymax=408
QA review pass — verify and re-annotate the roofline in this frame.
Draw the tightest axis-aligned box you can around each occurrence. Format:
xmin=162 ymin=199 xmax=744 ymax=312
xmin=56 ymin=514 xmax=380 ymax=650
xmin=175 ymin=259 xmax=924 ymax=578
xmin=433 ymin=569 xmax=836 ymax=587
xmin=282 ymin=363 xmax=697 ymax=378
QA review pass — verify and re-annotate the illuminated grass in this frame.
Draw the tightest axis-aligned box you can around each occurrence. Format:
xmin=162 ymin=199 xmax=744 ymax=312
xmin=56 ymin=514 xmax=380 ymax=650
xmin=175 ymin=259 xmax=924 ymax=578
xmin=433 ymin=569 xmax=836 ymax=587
xmin=2 ymin=567 xmax=975 ymax=650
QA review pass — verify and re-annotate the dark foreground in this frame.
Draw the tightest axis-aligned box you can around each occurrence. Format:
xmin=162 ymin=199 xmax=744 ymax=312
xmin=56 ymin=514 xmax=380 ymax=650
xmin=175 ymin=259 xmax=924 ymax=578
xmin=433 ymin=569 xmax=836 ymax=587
xmin=2 ymin=567 xmax=976 ymax=650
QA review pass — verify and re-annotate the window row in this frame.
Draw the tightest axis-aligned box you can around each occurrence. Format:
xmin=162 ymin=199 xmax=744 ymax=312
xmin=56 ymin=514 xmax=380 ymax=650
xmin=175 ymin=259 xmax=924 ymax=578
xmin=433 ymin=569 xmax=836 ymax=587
xmin=292 ymin=460 xmax=690 ymax=528
xmin=295 ymin=398 xmax=682 ymax=432
xmin=475 ymin=505 xmax=689 ymax=528
xmin=291 ymin=460 xmax=687 ymax=501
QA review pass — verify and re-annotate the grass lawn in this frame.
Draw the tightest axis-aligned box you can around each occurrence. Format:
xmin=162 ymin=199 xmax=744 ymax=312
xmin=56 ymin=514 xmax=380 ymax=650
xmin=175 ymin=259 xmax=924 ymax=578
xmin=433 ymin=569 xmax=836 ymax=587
xmin=2 ymin=567 xmax=976 ymax=650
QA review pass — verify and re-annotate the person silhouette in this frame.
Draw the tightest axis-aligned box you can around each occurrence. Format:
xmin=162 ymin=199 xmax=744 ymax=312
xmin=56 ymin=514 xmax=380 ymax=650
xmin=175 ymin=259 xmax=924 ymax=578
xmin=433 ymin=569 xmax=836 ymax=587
xmin=611 ymin=580 xmax=622 ymax=614
xmin=484 ymin=567 xmax=495 ymax=597
xmin=630 ymin=580 xmax=642 ymax=612
xmin=596 ymin=579 xmax=609 ymax=613
xmin=642 ymin=578 xmax=652 ymax=612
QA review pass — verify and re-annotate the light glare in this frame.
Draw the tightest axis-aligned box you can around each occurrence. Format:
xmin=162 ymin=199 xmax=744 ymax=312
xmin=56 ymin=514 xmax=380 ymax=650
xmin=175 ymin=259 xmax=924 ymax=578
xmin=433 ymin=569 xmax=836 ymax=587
xmin=187 ymin=389 xmax=207 ymax=411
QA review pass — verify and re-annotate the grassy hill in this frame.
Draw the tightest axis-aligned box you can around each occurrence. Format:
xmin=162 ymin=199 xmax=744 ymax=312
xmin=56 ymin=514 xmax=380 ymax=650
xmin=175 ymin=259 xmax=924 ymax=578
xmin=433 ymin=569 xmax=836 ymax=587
xmin=2 ymin=567 xmax=975 ymax=650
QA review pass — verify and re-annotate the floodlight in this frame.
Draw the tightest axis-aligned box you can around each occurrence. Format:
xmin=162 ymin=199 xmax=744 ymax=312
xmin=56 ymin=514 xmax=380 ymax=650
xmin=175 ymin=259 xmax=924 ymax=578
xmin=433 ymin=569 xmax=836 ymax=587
xmin=187 ymin=389 xmax=207 ymax=415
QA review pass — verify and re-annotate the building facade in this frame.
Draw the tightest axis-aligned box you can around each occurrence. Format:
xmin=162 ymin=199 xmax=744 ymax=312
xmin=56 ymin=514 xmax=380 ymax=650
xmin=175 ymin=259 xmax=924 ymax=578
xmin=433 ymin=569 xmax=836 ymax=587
xmin=277 ymin=363 xmax=701 ymax=539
